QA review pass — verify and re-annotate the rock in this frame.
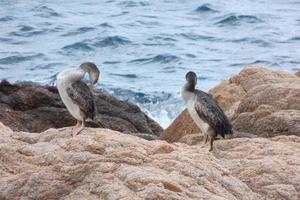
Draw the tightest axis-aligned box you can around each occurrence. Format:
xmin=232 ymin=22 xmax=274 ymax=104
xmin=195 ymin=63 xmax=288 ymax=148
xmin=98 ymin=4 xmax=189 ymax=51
xmin=295 ymin=71 xmax=300 ymax=78
xmin=178 ymin=133 xmax=204 ymax=145
xmin=0 ymin=80 xmax=162 ymax=138
xmin=160 ymin=67 xmax=300 ymax=142
xmin=1 ymin=123 xmax=300 ymax=199
xmin=160 ymin=109 xmax=200 ymax=143
xmin=227 ymin=67 xmax=300 ymax=137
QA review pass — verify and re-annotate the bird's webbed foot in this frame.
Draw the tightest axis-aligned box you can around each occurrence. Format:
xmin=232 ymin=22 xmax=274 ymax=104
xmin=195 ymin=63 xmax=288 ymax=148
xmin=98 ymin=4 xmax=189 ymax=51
xmin=74 ymin=126 xmax=84 ymax=135
xmin=72 ymin=120 xmax=85 ymax=136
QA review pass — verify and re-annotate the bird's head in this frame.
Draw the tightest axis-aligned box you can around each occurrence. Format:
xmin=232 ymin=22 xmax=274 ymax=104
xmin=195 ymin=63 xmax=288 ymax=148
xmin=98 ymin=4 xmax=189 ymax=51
xmin=185 ymin=71 xmax=197 ymax=91
xmin=79 ymin=62 xmax=100 ymax=90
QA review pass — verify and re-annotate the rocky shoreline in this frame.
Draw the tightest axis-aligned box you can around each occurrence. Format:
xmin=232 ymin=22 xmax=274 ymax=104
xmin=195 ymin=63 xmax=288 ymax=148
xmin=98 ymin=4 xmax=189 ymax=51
xmin=0 ymin=80 xmax=162 ymax=140
xmin=0 ymin=66 xmax=300 ymax=200
xmin=1 ymin=123 xmax=299 ymax=199
xmin=161 ymin=67 xmax=300 ymax=142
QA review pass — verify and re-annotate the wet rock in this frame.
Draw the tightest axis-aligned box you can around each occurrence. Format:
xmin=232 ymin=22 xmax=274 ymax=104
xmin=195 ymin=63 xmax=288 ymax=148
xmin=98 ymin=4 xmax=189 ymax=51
xmin=0 ymin=80 xmax=162 ymax=137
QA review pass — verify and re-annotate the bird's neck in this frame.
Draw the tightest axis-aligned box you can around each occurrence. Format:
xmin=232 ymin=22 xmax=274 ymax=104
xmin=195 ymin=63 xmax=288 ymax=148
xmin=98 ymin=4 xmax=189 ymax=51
xmin=181 ymin=83 xmax=195 ymax=102
xmin=184 ymin=82 xmax=195 ymax=92
xmin=62 ymin=68 xmax=85 ymax=84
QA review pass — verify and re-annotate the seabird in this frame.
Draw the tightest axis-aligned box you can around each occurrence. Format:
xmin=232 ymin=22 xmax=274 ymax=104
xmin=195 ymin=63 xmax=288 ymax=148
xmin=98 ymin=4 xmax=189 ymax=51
xmin=181 ymin=71 xmax=233 ymax=151
xmin=57 ymin=62 xmax=100 ymax=135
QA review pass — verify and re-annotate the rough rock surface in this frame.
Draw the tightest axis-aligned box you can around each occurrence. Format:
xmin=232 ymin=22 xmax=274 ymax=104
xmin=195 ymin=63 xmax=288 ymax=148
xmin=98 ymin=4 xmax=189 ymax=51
xmin=160 ymin=109 xmax=200 ymax=143
xmin=0 ymin=122 xmax=300 ymax=200
xmin=161 ymin=67 xmax=300 ymax=142
xmin=0 ymin=80 xmax=162 ymax=138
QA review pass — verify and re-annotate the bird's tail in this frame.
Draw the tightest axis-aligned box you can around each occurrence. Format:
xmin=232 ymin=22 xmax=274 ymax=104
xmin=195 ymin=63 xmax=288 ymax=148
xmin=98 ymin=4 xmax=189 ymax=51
xmin=225 ymin=129 xmax=257 ymax=139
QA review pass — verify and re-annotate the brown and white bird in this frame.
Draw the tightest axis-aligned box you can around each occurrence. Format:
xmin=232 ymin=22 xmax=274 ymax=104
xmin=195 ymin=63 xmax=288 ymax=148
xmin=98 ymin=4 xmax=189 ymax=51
xmin=181 ymin=71 xmax=233 ymax=151
xmin=57 ymin=62 xmax=100 ymax=135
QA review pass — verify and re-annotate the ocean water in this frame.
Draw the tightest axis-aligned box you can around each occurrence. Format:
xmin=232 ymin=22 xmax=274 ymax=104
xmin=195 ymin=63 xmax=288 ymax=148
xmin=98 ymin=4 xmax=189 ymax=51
xmin=0 ymin=0 xmax=300 ymax=128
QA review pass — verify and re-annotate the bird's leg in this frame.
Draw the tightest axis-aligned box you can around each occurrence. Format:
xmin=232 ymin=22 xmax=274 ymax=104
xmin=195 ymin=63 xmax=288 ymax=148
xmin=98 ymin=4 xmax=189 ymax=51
xmin=209 ymin=137 xmax=214 ymax=152
xmin=76 ymin=120 xmax=81 ymax=127
xmin=204 ymin=134 xmax=209 ymax=144
xmin=71 ymin=121 xmax=81 ymax=136
xmin=74 ymin=119 xmax=85 ymax=135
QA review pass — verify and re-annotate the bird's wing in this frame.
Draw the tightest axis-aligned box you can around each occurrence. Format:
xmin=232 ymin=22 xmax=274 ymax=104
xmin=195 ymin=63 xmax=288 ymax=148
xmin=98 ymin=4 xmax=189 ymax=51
xmin=66 ymin=81 xmax=96 ymax=119
xmin=194 ymin=90 xmax=232 ymax=137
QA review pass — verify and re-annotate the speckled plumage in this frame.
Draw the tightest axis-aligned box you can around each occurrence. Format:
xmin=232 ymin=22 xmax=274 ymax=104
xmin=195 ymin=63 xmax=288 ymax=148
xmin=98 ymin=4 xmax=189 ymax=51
xmin=66 ymin=81 xmax=96 ymax=120
xmin=181 ymin=71 xmax=232 ymax=151
xmin=57 ymin=62 xmax=100 ymax=135
xmin=193 ymin=90 xmax=232 ymax=138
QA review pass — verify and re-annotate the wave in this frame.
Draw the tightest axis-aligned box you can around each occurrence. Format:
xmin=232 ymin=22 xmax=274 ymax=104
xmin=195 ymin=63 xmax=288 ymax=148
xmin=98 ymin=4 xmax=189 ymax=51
xmin=229 ymin=37 xmax=271 ymax=47
xmin=185 ymin=53 xmax=196 ymax=58
xmin=195 ymin=4 xmax=218 ymax=13
xmin=110 ymin=11 xmax=129 ymax=17
xmin=0 ymin=16 xmax=15 ymax=22
xmin=280 ymin=61 xmax=300 ymax=66
xmin=137 ymin=20 xmax=160 ymax=26
xmin=61 ymin=27 xmax=96 ymax=37
xmin=103 ymin=61 xmax=121 ymax=64
xmin=29 ymin=63 xmax=63 ymax=71
xmin=99 ymin=23 xmax=113 ymax=28
xmin=148 ymin=36 xmax=177 ymax=42
xmin=105 ymin=87 xmax=183 ymax=128
xmin=62 ymin=36 xmax=131 ymax=52
xmin=118 ymin=1 xmax=149 ymax=7
xmin=32 ymin=6 xmax=61 ymax=18
xmin=0 ymin=37 xmax=12 ymax=42
xmin=47 ymin=73 xmax=60 ymax=86
xmin=143 ymin=36 xmax=176 ymax=46
xmin=289 ymin=36 xmax=300 ymax=41
xmin=62 ymin=41 xmax=94 ymax=51
xmin=141 ymin=15 xmax=158 ymax=19
xmin=20 ymin=25 xmax=35 ymax=32
xmin=106 ymin=87 xmax=172 ymax=104
xmin=229 ymin=63 xmax=246 ymax=68
xmin=161 ymin=67 xmax=176 ymax=73
xmin=215 ymin=14 xmax=263 ymax=26
xmin=93 ymin=36 xmax=131 ymax=47
xmin=142 ymin=43 xmax=174 ymax=47
xmin=250 ymin=60 xmax=279 ymax=67
xmin=179 ymin=33 xmax=216 ymax=41
xmin=10 ymin=25 xmax=49 ymax=37
xmin=110 ymin=73 xmax=138 ymax=79
xmin=129 ymin=54 xmax=180 ymax=64
xmin=0 ymin=53 xmax=44 ymax=65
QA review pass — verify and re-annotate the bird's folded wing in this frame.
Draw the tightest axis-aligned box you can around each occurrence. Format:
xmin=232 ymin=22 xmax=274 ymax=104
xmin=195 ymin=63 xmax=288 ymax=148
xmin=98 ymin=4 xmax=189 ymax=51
xmin=66 ymin=81 xmax=95 ymax=119
xmin=194 ymin=91 xmax=231 ymax=137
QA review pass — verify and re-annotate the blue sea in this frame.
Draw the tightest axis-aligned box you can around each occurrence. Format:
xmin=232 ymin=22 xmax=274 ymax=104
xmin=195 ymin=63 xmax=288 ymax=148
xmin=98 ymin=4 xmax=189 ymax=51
xmin=0 ymin=0 xmax=300 ymax=128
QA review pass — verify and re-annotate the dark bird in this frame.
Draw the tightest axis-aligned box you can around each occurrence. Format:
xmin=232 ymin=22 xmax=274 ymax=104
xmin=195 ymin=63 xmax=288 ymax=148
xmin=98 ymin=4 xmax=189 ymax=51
xmin=181 ymin=71 xmax=233 ymax=151
xmin=56 ymin=62 xmax=100 ymax=135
